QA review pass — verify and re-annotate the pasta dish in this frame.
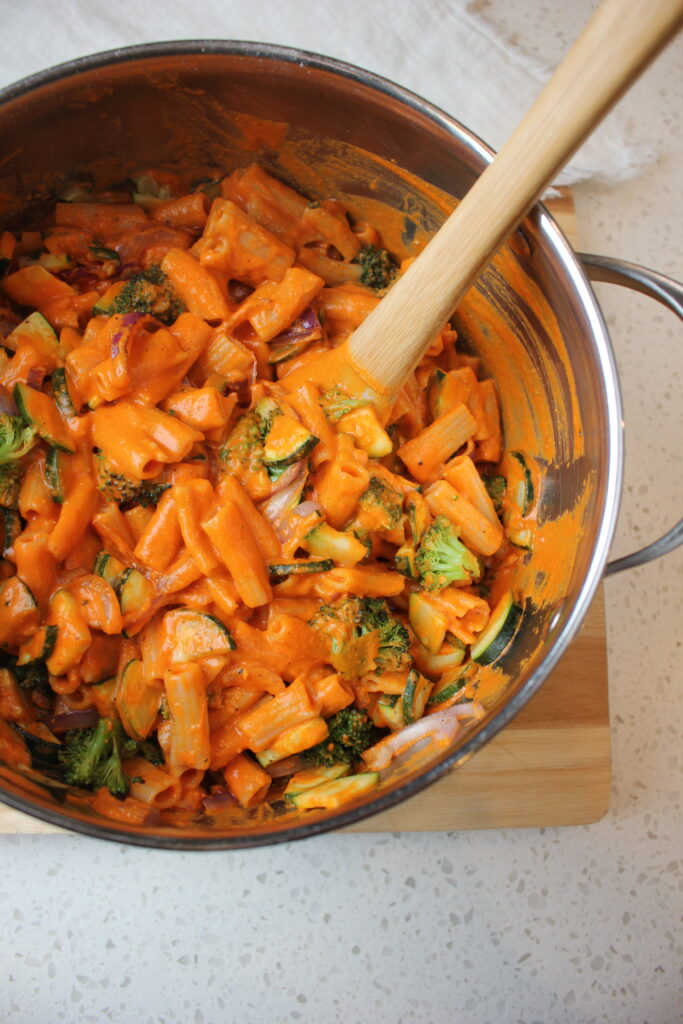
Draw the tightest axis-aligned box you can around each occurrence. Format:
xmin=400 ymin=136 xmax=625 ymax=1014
xmin=0 ymin=164 xmax=533 ymax=825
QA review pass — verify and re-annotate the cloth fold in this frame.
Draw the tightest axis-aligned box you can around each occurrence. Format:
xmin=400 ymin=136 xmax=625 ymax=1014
xmin=0 ymin=0 xmax=652 ymax=186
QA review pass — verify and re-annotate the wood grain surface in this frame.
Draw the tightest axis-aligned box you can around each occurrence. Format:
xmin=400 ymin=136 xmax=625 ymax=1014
xmin=0 ymin=194 xmax=611 ymax=836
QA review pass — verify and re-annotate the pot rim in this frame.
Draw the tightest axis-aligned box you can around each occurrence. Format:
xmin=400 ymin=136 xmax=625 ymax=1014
xmin=0 ymin=41 xmax=623 ymax=849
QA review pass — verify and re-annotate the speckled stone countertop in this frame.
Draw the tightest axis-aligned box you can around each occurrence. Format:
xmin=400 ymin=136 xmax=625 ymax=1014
xmin=1 ymin=3 xmax=682 ymax=1023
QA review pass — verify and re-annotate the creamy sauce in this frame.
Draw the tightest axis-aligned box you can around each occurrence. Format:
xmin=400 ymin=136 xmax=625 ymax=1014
xmin=7 ymin=104 xmax=592 ymax=783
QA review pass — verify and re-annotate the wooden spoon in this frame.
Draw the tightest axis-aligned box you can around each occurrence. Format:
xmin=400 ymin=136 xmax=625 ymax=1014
xmin=286 ymin=0 xmax=683 ymax=409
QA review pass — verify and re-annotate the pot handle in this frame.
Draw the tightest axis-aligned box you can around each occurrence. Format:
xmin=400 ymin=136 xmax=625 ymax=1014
xmin=578 ymin=252 xmax=683 ymax=575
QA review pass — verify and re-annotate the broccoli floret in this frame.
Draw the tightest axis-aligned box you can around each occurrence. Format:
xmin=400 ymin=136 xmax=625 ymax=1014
xmin=362 ymin=597 xmax=411 ymax=673
xmin=0 ymin=413 xmax=36 ymax=465
xmin=310 ymin=595 xmax=411 ymax=678
xmin=92 ymin=743 xmax=130 ymax=798
xmin=483 ymin=474 xmax=506 ymax=516
xmin=357 ymin=475 xmax=403 ymax=532
xmin=0 ymin=462 xmax=22 ymax=508
xmin=94 ymin=450 xmax=169 ymax=507
xmin=10 ymin=655 xmax=52 ymax=701
xmin=0 ymin=414 xmax=35 ymax=508
xmin=59 ymin=718 xmax=113 ymax=790
xmin=59 ymin=717 xmax=135 ymax=798
xmin=304 ymin=708 xmax=378 ymax=767
xmin=220 ymin=410 xmax=265 ymax=479
xmin=415 ymin=515 xmax=481 ymax=590
xmin=106 ymin=266 xmax=185 ymax=325
xmin=353 ymin=245 xmax=397 ymax=290
xmin=319 ymin=386 xmax=371 ymax=424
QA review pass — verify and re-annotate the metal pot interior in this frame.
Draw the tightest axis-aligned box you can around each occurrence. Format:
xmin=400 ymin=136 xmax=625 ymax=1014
xmin=0 ymin=45 xmax=621 ymax=847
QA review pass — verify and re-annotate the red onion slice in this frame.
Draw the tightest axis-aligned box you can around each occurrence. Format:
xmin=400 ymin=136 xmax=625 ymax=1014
xmin=26 ymin=367 xmax=46 ymax=389
xmin=0 ymin=309 xmax=21 ymax=341
xmin=271 ymin=306 xmax=321 ymax=345
xmin=31 ymin=689 xmax=54 ymax=711
xmin=361 ymin=702 xmax=484 ymax=772
xmin=114 ymin=224 xmax=192 ymax=265
xmin=264 ymin=755 xmax=305 ymax=778
xmin=267 ymin=462 xmax=302 ymax=496
xmin=48 ymin=707 xmax=99 ymax=733
xmin=0 ymin=385 xmax=18 ymax=415
xmin=292 ymin=500 xmax=322 ymax=519
xmin=228 ymin=279 xmax=254 ymax=304
xmin=121 ymin=311 xmax=146 ymax=328
xmin=202 ymin=789 xmax=239 ymax=813
xmin=260 ymin=470 xmax=307 ymax=528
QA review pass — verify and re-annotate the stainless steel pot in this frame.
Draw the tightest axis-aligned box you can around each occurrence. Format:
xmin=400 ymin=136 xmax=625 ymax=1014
xmin=0 ymin=43 xmax=680 ymax=848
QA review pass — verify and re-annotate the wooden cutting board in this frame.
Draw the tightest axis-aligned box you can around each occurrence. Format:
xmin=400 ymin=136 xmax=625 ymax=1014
xmin=0 ymin=192 xmax=610 ymax=836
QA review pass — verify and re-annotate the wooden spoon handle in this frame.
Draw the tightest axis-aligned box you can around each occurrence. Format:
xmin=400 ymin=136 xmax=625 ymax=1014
xmin=347 ymin=0 xmax=683 ymax=397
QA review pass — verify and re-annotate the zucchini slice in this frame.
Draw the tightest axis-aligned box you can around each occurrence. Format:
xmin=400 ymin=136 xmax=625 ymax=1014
xmin=408 ymin=591 xmax=448 ymax=654
xmin=14 ymin=383 xmax=75 ymax=453
xmin=501 ymin=451 xmax=534 ymax=517
xmin=426 ymin=368 xmax=462 ymax=419
xmin=471 ymin=591 xmax=523 ymax=666
xmin=506 ymin=525 xmax=534 ymax=551
xmin=267 ymin=338 xmax=312 ymax=364
xmin=6 ymin=311 xmax=59 ymax=363
xmin=336 ymin=406 xmax=392 ymax=458
xmin=394 ymin=543 xmax=418 ymax=580
xmin=0 ymin=576 xmax=39 ymax=644
xmin=115 ymin=568 xmax=155 ymax=618
xmin=283 ymin=764 xmax=350 ymax=799
xmin=44 ymin=448 xmax=72 ymax=504
xmin=500 ymin=452 xmax=536 ymax=551
xmin=1 ymin=508 xmax=21 ymax=555
xmin=89 ymin=245 xmax=120 ymax=262
xmin=50 ymin=367 xmax=78 ymax=419
xmin=256 ymin=717 xmax=329 ymax=767
xmin=267 ymin=558 xmax=334 ymax=578
xmin=376 ymin=692 xmax=404 ymax=730
xmin=38 ymin=253 xmax=72 ymax=272
xmin=301 ymin=523 xmax=367 ymax=566
xmin=287 ymin=772 xmax=379 ymax=810
xmin=115 ymin=658 xmax=161 ymax=741
xmin=12 ymin=721 xmax=62 ymax=768
xmin=427 ymin=665 xmax=475 ymax=706
xmin=17 ymin=624 xmax=58 ymax=665
xmin=414 ymin=639 xmax=466 ymax=678
xmin=93 ymin=551 xmax=126 ymax=588
xmin=262 ymin=412 xmax=319 ymax=468
xmin=162 ymin=609 xmax=235 ymax=665
xmin=402 ymin=668 xmax=432 ymax=725
xmin=45 ymin=589 xmax=91 ymax=676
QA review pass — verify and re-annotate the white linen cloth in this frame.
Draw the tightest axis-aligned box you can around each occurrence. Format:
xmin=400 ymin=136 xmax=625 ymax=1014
xmin=0 ymin=0 xmax=651 ymax=187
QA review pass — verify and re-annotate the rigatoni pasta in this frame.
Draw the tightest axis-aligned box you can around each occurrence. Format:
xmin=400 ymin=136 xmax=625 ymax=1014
xmin=0 ymin=162 xmax=533 ymax=825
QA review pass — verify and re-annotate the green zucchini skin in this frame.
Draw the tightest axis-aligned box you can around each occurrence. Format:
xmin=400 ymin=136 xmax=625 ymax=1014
xmin=12 ymin=722 xmax=61 ymax=768
xmin=263 ymin=432 xmax=319 ymax=469
xmin=267 ymin=559 xmax=334 ymax=578
xmin=14 ymin=383 xmax=75 ymax=453
xmin=1 ymin=508 xmax=22 ymax=556
xmin=44 ymin=449 xmax=65 ymax=504
xmin=94 ymin=551 xmax=126 ymax=588
xmin=51 ymin=368 xmax=78 ymax=419
xmin=402 ymin=668 xmax=418 ymax=725
xmin=115 ymin=568 xmax=154 ymax=617
xmin=17 ymin=624 xmax=59 ymax=665
xmin=471 ymin=592 xmax=523 ymax=666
